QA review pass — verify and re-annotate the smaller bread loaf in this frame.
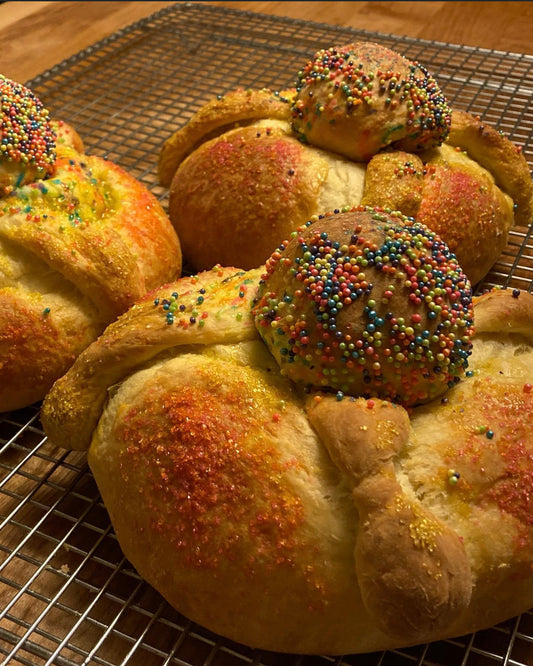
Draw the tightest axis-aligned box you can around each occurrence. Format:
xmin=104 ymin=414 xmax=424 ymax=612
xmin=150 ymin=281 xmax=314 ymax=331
xmin=41 ymin=258 xmax=533 ymax=655
xmin=0 ymin=74 xmax=182 ymax=412
xmin=159 ymin=43 xmax=532 ymax=286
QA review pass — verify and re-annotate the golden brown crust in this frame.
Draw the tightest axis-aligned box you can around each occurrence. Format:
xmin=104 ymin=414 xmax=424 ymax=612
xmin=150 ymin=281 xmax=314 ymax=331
xmin=361 ymin=128 xmax=520 ymax=285
xmin=42 ymin=273 xmax=533 ymax=654
xmin=400 ymin=293 xmax=533 ymax=635
xmin=447 ymin=109 xmax=533 ymax=228
xmin=417 ymin=143 xmax=515 ymax=285
xmin=290 ymin=42 xmax=451 ymax=161
xmin=167 ymin=121 xmax=331 ymax=271
xmin=306 ymin=395 xmax=471 ymax=642
xmin=306 ymin=395 xmax=410 ymax=482
xmin=0 ymin=122 xmax=182 ymax=411
xmin=158 ymin=87 xmax=294 ymax=187
xmin=162 ymin=103 xmax=528 ymax=286
xmin=0 ymin=151 xmax=145 ymax=319
xmin=473 ymin=287 xmax=533 ymax=340
xmin=360 ymin=150 xmax=425 ymax=218
xmin=86 ymin=348 xmax=375 ymax=655
xmin=40 ymin=266 xmax=263 ymax=449
xmin=0 ymin=282 xmax=103 ymax=411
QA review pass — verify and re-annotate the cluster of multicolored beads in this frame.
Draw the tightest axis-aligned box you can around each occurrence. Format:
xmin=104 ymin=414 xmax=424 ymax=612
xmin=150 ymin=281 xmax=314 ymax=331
xmin=403 ymin=61 xmax=451 ymax=137
xmin=293 ymin=46 xmax=378 ymax=110
xmin=394 ymin=160 xmax=420 ymax=178
xmin=153 ymin=269 xmax=255 ymax=328
xmin=291 ymin=44 xmax=451 ymax=146
xmin=0 ymin=156 xmax=103 ymax=232
xmin=154 ymin=285 xmax=210 ymax=328
xmin=0 ymin=74 xmax=56 ymax=175
xmin=254 ymin=208 xmax=474 ymax=405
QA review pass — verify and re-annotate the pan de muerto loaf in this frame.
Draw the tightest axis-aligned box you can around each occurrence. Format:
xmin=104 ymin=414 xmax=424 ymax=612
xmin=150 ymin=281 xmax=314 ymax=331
xmin=0 ymin=74 xmax=182 ymax=411
xmin=159 ymin=43 xmax=532 ymax=286
xmin=40 ymin=204 xmax=533 ymax=654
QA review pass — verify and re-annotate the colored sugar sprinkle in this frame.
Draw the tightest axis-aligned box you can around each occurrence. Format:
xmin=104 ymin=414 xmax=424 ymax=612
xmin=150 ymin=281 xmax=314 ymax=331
xmin=0 ymin=75 xmax=56 ymax=172
xmin=254 ymin=207 xmax=474 ymax=405
xmin=291 ymin=44 xmax=451 ymax=144
xmin=153 ymin=269 xmax=253 ymax=329
xmin=447 ymin=469 xmax=461 ymax=485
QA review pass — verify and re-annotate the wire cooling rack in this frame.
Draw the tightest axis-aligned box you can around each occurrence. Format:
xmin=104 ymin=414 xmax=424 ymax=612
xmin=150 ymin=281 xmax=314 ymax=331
xmin=2 ymin=3 xmax=533 ymax=665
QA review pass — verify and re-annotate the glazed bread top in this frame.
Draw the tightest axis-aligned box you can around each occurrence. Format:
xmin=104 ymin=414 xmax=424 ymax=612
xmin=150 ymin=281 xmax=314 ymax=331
xmin=0 ymin=75 xmax=183 ymax=411
xmin=253 ymin=207 xmax=474 ymax=406
xmin=158 ymin=87 xmax=295 ymax=188
xmin=157 ymin=45 xmax=532 ymax=285
xmin=41 ymin=265 xmax=263 ymax=450
xmin=290 ymin=42 xmax=451 ymax=161
xmin=0 ymin=74 xmax=56 ymax=195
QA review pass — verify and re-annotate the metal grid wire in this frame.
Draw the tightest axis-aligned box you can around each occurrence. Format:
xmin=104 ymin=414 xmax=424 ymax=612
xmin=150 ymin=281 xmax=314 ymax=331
xmin=1 ymin=3 xmax=533 ymax=665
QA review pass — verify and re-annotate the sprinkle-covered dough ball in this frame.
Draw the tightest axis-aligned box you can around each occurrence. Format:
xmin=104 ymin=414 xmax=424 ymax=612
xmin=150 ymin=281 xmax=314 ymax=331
xmin=291 ymin=42 xmax=451 ymax=161
xmin=253 ymin=207 xmax=474 ymax=406
xmin=0 ymin=74 xmax=56 ymax=195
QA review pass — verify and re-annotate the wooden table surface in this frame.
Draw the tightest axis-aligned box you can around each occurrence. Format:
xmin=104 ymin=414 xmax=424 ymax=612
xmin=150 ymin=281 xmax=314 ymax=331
xmin=1 ymin=1 xmax=533 ymax=84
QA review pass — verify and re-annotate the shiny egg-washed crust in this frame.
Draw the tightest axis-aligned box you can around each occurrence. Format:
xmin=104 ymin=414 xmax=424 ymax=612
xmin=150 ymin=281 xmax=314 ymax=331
xmin=167 ymin=120 xmax=340 ymax=271
xmin=361 ymin=140 xmax=518 ymax=285
xmin=158 ymin=87 xmax=295 ymax=187
xmin=157 ymin=43 xmax=531 ymax=285
xmin=160 ymin=87 xmax=531 ymax=285
xmin=472 ymin=286 xmax=533 ymax=340
xmin=42 ymin=269 xmax=533 ymax=654
xmin=446 ymin=109 xmax=533 ymax=228
xmin=0 ymin=120 xmax=182 ymax=411
xmin=1 ymin=143 xmax=181 ymax=320
xmin=362 ymin=109 xmax=533 ymax=285
xmin=290 ymin=42 xmax=451 ymax=162
xmin=307 ymin=395 xmax=472 ymax=642
xmin=41 ymin=266 xmax=263 ymax=450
